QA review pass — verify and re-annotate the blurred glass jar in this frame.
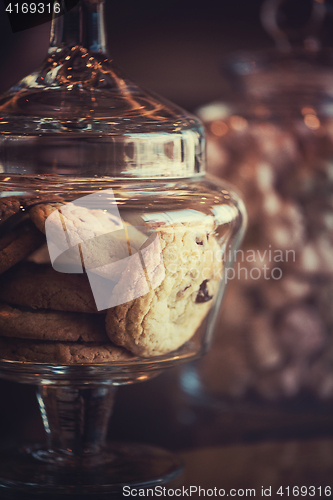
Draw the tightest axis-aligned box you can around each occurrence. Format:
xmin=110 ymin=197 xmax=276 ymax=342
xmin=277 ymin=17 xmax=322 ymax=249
xmin=182 ymin=4 xmax=333 ymax=405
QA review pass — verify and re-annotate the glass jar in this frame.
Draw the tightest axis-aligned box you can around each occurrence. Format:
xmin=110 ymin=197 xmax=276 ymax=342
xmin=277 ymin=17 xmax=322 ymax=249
xmin=187 ymin=44 xmax=333 ymax=410
xmin=0 ymin=8 xmax=245 ymax=371
xmin=0 ymin=0 xmax=245 ymax=493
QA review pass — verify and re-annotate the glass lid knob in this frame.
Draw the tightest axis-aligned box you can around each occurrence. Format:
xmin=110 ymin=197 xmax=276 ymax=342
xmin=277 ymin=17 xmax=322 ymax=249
xmin=261 ymin=0 xmax=326 ymax=52
xmin=0 ymin=0 xmax=205 ymax=178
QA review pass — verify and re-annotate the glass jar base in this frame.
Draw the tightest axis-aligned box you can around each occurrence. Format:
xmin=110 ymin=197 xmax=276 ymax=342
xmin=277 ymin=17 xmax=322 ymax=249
xmin=0 ymin=442 xmax=184 ymax=498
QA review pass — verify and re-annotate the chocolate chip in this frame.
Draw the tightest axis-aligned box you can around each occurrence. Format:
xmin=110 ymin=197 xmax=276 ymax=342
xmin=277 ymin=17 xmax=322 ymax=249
xmin=177 ymin=285 xmax=191 ymax=299
xmin=196 ymin=280 xmax=213 ymax=303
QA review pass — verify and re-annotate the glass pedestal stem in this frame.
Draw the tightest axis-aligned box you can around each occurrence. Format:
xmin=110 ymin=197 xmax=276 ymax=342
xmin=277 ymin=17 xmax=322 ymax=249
xmin=0 ymin=371 xmax=184 ymax=494
xmin=36 ymin=384 xmax=116 ymax=463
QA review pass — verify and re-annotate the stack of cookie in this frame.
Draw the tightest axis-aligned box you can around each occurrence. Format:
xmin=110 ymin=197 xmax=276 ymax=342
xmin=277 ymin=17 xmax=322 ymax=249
xmin=0 ymin=196 xmax=135 ymax=364
xmin=0 ymin=196 xmax=222 ymax=363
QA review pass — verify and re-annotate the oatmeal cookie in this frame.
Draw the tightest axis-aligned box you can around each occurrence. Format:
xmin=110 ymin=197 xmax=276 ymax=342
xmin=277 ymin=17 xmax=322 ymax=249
xmin=29 ymin=202 xmax=65 ymax=233
xmin=0 ymin=221 xmax=45 ymax=275
xmin=0 ymin=262 xmax=98 ymax=313
xmin=0 ymin=197 xmax=22 ymax=224
xmin=106 ymin=220 xmax=223 ymax=356
xmin=0 ymin=337 xmax=133 ymax=364
xmin=27 ymin=243 xmax=52 ymax=264
xmin=0 ymin=196 xmax=64 ymax=226
xmin=28 ymin=201 xmax=149 ymax=289
xmin=0 ymin=302 xmax=107 ymax=342
xmin=29 ymin=201 xmax=122 ymax=238
xmin=29 ymin=201 xmax=131 ymax=275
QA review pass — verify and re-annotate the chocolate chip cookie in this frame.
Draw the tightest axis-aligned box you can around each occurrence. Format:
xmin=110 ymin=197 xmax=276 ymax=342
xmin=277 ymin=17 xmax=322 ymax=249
xmin=106 ymin=220 xmax=223 ymax=356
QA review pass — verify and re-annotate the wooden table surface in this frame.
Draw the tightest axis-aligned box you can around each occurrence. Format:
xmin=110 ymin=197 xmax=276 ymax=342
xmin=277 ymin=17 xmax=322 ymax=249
xmin=181 ymin=439 xmax=333 ymax=499
xmin=0 ymin=369 xmax=333 ymax=499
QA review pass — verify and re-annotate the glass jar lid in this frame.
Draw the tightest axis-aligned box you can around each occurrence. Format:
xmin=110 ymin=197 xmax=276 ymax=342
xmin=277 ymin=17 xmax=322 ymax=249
xmin=0 ymin=0 xmax=205 ymax=178
xmin=222 ymin=0 xmax=333 ymax=117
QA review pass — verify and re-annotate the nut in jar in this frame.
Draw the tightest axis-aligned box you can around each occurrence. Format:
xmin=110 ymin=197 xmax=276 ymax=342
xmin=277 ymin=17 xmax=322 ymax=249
xmin=195 ymin=63 xmax=333 ymax=401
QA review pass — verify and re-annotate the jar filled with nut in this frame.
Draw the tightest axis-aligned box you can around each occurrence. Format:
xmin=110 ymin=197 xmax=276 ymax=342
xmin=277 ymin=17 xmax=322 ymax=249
xmin=182 ymin=3 xmax=333 ymax=422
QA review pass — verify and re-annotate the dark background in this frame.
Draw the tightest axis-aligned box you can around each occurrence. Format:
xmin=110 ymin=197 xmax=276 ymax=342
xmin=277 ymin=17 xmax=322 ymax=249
xmin=0 ymin=0 xmax=271 ymax=111
xmin=2 ymin=0 xmax=333 ymax=110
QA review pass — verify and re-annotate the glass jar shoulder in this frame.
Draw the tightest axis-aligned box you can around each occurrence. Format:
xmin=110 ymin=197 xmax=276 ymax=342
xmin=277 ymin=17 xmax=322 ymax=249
xmin=0 ymin=173 xmax=246 ymax=226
